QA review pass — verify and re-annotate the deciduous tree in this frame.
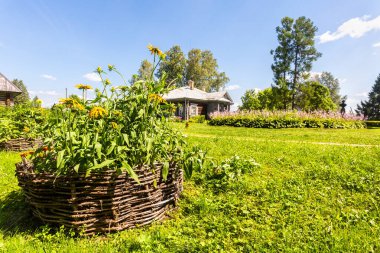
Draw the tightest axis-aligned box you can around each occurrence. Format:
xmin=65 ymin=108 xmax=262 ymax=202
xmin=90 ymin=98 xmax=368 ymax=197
xmin=12 ymin=79 xmax=30 ymax=105
xmin=185 ymin=49 xmax=229 ymax=92
xmin=156 ymin=45 xmax=186 ymax=87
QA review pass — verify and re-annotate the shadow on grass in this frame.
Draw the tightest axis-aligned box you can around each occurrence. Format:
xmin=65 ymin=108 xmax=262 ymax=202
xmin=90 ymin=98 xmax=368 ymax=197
xmin=0 ymin=190 xmax=43 ymax=235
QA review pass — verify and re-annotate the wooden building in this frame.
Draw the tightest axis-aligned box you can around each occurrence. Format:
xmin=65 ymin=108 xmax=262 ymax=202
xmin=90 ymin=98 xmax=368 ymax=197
xmin=163 ymin=81 xmax=234 ymax=120
xmin=0 ymin=72 xmax=21 ymax=106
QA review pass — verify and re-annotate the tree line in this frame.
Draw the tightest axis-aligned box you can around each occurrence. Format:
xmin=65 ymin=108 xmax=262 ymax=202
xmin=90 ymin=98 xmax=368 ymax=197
xmin=132 ymin=46 xmax=229 ymax=92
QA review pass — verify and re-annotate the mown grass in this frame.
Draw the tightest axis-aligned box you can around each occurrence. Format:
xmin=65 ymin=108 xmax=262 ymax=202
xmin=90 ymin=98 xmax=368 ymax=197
xmin=1 ymin=123 xmax=380 ymax=252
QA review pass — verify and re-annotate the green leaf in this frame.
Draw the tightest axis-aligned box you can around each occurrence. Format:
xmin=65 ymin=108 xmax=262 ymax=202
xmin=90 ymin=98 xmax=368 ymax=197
xmin=162 ymin=161 xmax=169 ymax=181
xmin=89 ymin=159 xmax=115 ymax=170
xmin=122 ymin=134 xmax=129 ymax=146
xmin=74 ymin=164 xmax=80 ymax=173
xmin=56 ymin=150 xmax=66 ymax=169
xmin=95 ymin=142 xmax=102 ymax=159
xmin=121 ymin=161 xmax=140 ymax=184
xmin=106 ymin=141 xmax=116 ymax=155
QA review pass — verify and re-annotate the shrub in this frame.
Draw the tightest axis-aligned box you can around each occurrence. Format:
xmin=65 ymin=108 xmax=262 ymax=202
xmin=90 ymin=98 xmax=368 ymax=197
xmin=209 ymin=110 xmax=366 ymax=129
xmin=188 ymin=115 xmax=206 ymax=123
xmin=365 ymin=121 xmax=380 ymax=128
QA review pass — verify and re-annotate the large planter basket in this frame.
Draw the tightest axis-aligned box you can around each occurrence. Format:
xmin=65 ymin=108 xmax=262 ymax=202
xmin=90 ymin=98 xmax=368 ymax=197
xmin=16 ymin=162 xmax=183 ymax=235
xmin=0 ymin=138 xmax=43 ymax=152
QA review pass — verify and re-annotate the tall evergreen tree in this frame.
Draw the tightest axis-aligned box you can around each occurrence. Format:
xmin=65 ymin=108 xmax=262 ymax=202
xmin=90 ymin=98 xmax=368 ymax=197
xmin=156 ymin=45 xmax=186 ymax=87
xmin=271 ymin=16 xmax=321 ymax=110
xmin=356 ymin=74 xmax=380 ymax=120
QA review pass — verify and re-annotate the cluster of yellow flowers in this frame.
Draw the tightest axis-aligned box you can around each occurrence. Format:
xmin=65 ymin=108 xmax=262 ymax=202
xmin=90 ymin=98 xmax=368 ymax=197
xmin=20 ymin=150 xmax=34 ymax=157
xmin=89 ymin=106 xmax=107 ymax=119
xmin=148 ymin=94 xmax=166 ymax=103
xmin=75 ymin=84 xmax=93 ymax=90
xmin=59 ymin=98 xmax=85 ymax=111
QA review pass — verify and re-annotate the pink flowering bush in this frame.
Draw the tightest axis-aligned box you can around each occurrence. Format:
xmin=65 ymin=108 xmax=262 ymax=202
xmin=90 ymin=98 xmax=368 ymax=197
xmin=209 ymin=110 xmax=365 ymax=129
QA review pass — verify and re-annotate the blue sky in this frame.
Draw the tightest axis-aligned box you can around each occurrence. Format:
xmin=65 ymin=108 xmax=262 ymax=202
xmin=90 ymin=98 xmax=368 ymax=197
xmin=1 ymin=0 xmax=380 ymax=110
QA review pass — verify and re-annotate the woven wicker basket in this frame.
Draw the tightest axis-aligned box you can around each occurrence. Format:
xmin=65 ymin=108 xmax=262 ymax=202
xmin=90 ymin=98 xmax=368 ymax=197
xmin=15 ymin=162 xmax=183 ymax=235
xmin=0 ymin=138 xmax=43 ymax=152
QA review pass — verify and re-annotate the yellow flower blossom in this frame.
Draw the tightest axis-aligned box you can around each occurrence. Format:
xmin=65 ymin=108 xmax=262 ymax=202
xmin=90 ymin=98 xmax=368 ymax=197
xmin=148 ymin=94 xmax=166 ymax=103
xmin=59 ymin=98 xmax=85 ymax=111
xmin=105 ymin=79 xmax=111 ymax=85
xmin=36 ymin=99 xmax=43 ymax=104
xmin=20 ymin=150 xmax=34 ymax=157
xmin=89 ymin=106 xmax=107 ymax=119
xmin=75 ymin=84 xmax=93 ymax=90
xmin=23 ymin=126 xmax=30 ymax=132
xmin=108 ymin=64 xmax=115 ymax=71
xmin=147 ymin=44 xmax=163 ymax=57
xmin=113 ymin=110 xmax=123 ymax=117
xmin=96 ymin=66 xmax=103 ymax=74
xmin=111 ymin=122 xmax=118 ymax=129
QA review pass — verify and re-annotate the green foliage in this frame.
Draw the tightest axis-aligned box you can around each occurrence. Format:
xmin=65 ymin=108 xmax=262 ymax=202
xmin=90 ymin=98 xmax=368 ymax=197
xmin=314 ymin=72 xmax=342 ymax=107
xmin=188 ymin=115 xmax=206 ymax=123
xmin=185 ymin=49 xmax=229 ymax=92
xmin=271 ymin=16 xmax=322 ymax=109
xmin=240 ymin=88 xmax=278 ymax=110
xmin=11 ymin=79 xmax=30 ymax=105
xmin=0 ymin=106 xmax=47 ymax=142
xmin=28 ymin=53 xmax=203 ymax=180
xmin=196 ymin=155 xmax=260 ymax=193
xmin=156 ymin=45 xmax=187 ymax=87
xmin=130 ymin=59 xmax=153 ymax=84
xmin=356 ymin=74 xmax=380 ymax=120
xmin=209 ymin=111 xmax=365 ymax=129
xmin=1 ymin=124 xmax=380 ymax=251
xmin=365 ymin=120 xmax=380 ymax=128
xmin=298 ymin=81 xmax=337 ymax=111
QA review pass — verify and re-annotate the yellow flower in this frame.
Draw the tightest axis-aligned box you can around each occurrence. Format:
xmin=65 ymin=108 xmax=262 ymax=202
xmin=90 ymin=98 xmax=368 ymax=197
xmin=23 ymin=126 xmax=30 ymax=132
xmin=113 ymin=110 xmax=123 ymax=117
xmin=36 ymin=99 xmax=43 ymax=104
xmin=59 ymin=98 xmax=85 ymax=110
xmin=59 ymin=98 xmax=75 ymax=106
xmin=108 ymin=64 xmax=115 ymax=71
xmin=147 ymin=44 xmax=163 ymax=56
xmin=75 ymin=84 xmax=93 ymax=90
xmin=148 ymin=94 xmax=166 ymax=103
xmin=20 ymin=150 xmax=34 ymax=157
xmin=111 ymin=122 xmax=118 ymax=129
xmin=89 ymin=106 xmax=107 ymax=119
xmin=96 ymin=66 xmax=103 ymax=74
xmin=105 ymin=79 xmax=111 ymax=85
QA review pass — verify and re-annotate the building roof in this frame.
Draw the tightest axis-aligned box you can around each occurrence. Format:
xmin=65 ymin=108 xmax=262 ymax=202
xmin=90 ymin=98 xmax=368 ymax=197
xmin=163 ymin=86 xmax=234 ymax=104
xmin=0 ymin=72 xmax=22 ymax=93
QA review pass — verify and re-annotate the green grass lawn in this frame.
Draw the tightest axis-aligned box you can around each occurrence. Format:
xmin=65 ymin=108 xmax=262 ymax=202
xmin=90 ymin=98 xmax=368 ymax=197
xmin=1 ymin=123 xmax=380 ymax=252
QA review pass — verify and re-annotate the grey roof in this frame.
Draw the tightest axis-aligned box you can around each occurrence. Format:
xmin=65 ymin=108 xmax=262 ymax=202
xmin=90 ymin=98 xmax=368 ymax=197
xmin=0 ymin=72 xmax=22 ymax=93
xmin=163 ymin=86 xmax=233 ymax=104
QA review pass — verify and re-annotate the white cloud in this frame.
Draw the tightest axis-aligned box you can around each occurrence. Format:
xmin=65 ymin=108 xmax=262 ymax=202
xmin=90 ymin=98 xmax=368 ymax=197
xmin=41 ymin=74 xmax=57 ymax=81
xmin=319 ymin=15 xmax=380 ymax=43
xmin=83 ymin=72 xmax=101 ymax=82
xmin=30 ymin=90 xmax=60 ymax=96
xmin=355 ymin=92 xmax=368 ymax=97
xmin=224 ymin=85 xmax=240 ymax=91
xmin=373 ymin=41 xmax=380 ymax=47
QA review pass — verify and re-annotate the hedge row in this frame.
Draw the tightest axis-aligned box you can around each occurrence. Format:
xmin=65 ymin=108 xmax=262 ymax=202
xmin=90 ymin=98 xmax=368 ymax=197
xmin=209 ymin=112 xmax=366 ymax=129
xmin=365 ymin=121 xmax=380 ymax=128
